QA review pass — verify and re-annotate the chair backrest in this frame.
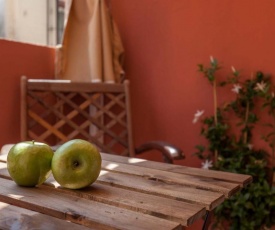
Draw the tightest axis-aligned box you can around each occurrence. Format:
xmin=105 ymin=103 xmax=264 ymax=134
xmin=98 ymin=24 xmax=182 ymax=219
xmin=20 ymin=76 xmax=135 ymax=157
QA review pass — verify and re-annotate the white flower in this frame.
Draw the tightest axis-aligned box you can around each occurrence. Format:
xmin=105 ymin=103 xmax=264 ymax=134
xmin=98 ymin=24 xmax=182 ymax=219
xmin=254 ymin=81 xmax=267 ymax=92
xmin=231 ymin=84 xmax=242 ymax=94
xmin=210 ymin=56 xmax=215 ymax=64
xmin=192 ymin=110 xmax=204 ymax=124
xmin=201 ymin=160 xmax=213 ymax=169
xmin=231 ymin=66 xmax=236 ymax=74
xmin=247 ymin=143 xmax=253 ymax=150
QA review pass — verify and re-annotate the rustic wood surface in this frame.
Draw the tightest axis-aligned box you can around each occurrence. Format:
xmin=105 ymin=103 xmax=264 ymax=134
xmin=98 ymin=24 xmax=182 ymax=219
xmin=0 ymin=177 xmax=182 ymax=230
xmin=0 ymin=152 xmax=252 ymax=230
xmin=101 ymin=153 xmax=253 ymax=187
xmin=0 ymin=202 xmax=91 ymax=230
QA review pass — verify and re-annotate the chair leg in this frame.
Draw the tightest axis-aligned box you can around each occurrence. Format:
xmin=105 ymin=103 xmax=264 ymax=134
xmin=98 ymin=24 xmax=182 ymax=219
xmin=202 ymin=210 xmax=213 ymax=230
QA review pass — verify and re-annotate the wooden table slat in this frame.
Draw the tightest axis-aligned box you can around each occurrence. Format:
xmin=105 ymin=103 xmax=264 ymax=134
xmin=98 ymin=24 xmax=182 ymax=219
xmin=101 ymin=153 xmax=253 ymax=187
xmin=0 ymin=156 xmax=233 ymax=210
xmin=0 ymin=202 xmax=91 ymax=230
xmin=102 ymin=160 xmax=240 ymax=198
xmin=97 ymin=170 xmax=225 ymax=210
xmin=0 ymin=177 xmax=182 ymax=230
xmin=0 ymin=162 xmax=205 ymax=226
xmin=0 ymin=151 xmax=253 ymax=187
xmin=47 ymin=181 xmax=206 ymax=226
xmin=0 ymin=159 xmax=228 ymax=210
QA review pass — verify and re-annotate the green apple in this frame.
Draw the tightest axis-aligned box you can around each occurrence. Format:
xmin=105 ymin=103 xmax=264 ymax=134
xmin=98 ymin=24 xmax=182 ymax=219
xmin=7 ymin=141 xmax=54 ymax=187
xmin=51 ymin=139 xmax=101 ymax=189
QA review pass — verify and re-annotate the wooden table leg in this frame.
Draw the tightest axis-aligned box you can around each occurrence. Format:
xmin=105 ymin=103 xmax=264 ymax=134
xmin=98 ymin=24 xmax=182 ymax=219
xmin=202 ymin=210 xmax=214 ymax=230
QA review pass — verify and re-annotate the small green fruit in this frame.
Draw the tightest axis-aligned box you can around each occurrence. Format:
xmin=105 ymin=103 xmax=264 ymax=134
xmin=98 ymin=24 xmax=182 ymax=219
xmin=51 ymin=139 xmax=102 ymax=189
xmin=7 ymin=141 xmax=54 ymax=187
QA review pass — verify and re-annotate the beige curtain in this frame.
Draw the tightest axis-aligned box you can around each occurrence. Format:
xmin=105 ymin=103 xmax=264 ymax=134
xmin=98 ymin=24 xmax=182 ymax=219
xmin=56 ymin=0 xmax=124 ymax=83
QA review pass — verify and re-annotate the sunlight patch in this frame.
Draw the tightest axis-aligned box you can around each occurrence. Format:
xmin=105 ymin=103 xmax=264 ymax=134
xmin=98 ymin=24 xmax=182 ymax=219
xmin=105 ymin=163 xmax=118 ymax=170
xmin=128 ymin=158 xmax=146 ymax=164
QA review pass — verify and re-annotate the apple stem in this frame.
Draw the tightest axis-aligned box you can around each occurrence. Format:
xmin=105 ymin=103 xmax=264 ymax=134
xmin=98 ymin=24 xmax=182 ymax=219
xmin=73 ymin=161 xmax=79 ymax=168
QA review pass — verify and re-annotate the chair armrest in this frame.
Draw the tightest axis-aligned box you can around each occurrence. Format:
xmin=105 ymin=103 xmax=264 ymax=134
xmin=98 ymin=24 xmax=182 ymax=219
xmin=135 ymin=141 xmax=184 ymax=164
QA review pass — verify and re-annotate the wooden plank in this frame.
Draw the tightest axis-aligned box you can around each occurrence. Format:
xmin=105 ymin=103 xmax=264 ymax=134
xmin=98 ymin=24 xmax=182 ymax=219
xmin=101 ymin=160 xmax=240 ymax=198
xmin=97 ymin=170 xmax=224 ymax=210
xmin=0 ymin=177 xmax=182 ymax=230
xmin=0 ymin=162 xmax=205 ymax=227
xmin=0 ymin=202 xmax=91 ymax=230
xmin=27 ymin=80 xmax=125 ymax=93
xmin=124 ymin=80 xmax=135 ymax=157
xmin=0 ymin=160 xmax=224 ymax=210
xmin=28 ymin=110 xmax=68 ymax=141
xmin=1 ymin=150 xmax=252 ymax=189
xmin=1 ymin=152 xmax=236 ymax=199
xmin=21 ymin=76 xmax=28 ymax=141
xmin=101 ymin=153 xmax=253 ymax=187
xmin=49 ymin=180 xmax=205 ymax=227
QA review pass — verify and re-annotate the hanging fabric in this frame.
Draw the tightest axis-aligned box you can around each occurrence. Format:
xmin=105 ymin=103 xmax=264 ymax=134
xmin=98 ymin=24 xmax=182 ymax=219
xmin=56 ymin=0 xmax=125 ymax=83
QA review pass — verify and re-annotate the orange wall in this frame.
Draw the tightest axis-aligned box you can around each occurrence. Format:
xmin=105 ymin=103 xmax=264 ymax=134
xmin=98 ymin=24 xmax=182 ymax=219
xmin=0 ymin=40 xmax=55 ymax=148
xmin=1 ymin=1 xmax=275 ymax=168
xmin=110 ymin=0 xmax=275 ymax=167
xmin=1 ymin=3 xmax=274 ymax=229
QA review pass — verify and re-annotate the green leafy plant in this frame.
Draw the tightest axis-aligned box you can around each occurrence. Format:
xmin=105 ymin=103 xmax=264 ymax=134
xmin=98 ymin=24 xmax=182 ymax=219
xmin=194 ymin=57 xmax=275 ymax=230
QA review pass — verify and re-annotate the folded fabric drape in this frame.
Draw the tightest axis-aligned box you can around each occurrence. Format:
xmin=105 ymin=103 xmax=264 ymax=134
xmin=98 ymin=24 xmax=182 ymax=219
xmin=56 ymin=0 xmax=124 ymax=83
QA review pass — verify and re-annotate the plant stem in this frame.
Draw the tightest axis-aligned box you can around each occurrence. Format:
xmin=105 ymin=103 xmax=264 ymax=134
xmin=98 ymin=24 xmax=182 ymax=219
xmin=213 ymin=79 xmax=218 ymax=163
xmin=243 ymin=101 xmax=249 ymax=144
xmin=213 ymin=79 xmax=218 ymax=125
xmin=244 ymin=73 xmax=253 ymax=145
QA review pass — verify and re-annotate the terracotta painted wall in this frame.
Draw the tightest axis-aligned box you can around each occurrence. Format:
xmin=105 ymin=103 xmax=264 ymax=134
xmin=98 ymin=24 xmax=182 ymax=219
xmin=1 ymin=2 xmax=274 ymax=229
xmin=0 ymin=39 xmax=55 ymax=148
xmin=109 ymin=0 xmax=275 ymax=167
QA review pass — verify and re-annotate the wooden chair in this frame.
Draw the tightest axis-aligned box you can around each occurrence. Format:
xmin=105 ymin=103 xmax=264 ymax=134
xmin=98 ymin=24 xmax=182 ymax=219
xmin=19 ymin=76 xmax=184 ymax=163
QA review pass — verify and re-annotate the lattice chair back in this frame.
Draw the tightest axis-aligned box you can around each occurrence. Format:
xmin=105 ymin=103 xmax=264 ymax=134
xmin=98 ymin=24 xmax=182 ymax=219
xmin=20 ymin=76 xmax=134 ymax=157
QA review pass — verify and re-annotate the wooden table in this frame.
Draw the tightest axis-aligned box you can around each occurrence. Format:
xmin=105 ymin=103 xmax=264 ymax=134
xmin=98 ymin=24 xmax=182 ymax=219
xmin=0 ymin=152 xmax=252 ymax=230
